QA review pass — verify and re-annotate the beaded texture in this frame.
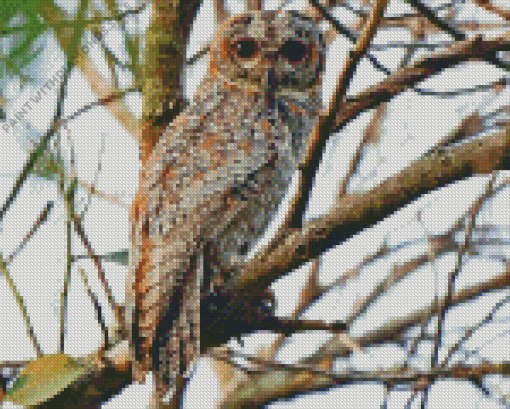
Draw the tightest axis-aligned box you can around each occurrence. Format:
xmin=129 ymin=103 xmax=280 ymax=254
xmin=126 ymin=10 xmax=325 ymax=403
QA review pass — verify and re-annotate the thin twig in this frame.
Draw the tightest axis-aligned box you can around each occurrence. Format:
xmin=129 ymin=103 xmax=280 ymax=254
xmin=308 ymin=0 xmax=392 ymax=75
xmin=472 ymin=0 xmax=510 ymax=20
xmin=267 ymin=0 xmax=389 ymax=252
xmin=64 ymin=86 xmax=140 ymax=124
xmin=0 ymin=256 xmax=43 ymax=356
xmin=59 ymin=177 xmax=77 ymax=353
xmin=80 ymin=132 xmax=107 ymax=218
xmin=77 ymin=268 xmax=110 ymax=360
xmin=6 ymin=201 xmax=54 ymax=264
xmin=441 ymin=295 xmax=510 ymax=369
xmin=407 ymin=0 xmax=508 ymax=70
xmin=71 ymin=209 xmax=121 ymax=344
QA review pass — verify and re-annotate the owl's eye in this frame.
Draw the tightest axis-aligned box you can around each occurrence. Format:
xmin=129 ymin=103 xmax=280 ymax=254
xmin=233 ymin=38 xmax=259 ymax=59
xmin=280 ymin=40 xmax=308 ymax=63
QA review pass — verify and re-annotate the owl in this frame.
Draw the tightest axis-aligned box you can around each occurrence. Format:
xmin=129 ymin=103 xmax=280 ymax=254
xmin=126 ymin=10 xmax=325 ymax=405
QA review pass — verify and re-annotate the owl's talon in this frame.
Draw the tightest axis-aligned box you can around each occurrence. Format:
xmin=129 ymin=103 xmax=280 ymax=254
xmin=132 ymin=361 xmax=147 ymax=384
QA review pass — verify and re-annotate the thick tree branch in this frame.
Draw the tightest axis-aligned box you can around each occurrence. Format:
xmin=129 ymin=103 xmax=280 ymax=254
xmin=219 ymin=263 xmax=509 ymax=407
xmin=140 ymin=0 xmax=202 ymax=163
xmin=262 ymin=33 xmax=508 ymax=265
xmin=230 ymin=127 xmax=509 ymax=291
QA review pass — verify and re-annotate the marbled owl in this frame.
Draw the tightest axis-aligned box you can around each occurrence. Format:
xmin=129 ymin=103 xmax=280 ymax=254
xmin=126 ymin=9 xmax=325 ymax=405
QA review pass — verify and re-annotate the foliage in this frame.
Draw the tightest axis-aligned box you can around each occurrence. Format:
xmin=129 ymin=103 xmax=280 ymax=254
xmin=5 ymin=354 xmax=88 ymax=406
xmin=0 ymin=0 xmax=47 ymax=78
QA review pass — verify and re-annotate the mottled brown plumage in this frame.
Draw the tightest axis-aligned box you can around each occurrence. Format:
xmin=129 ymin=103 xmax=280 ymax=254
xmin=126 ymin=10 xmax=324 ymax=405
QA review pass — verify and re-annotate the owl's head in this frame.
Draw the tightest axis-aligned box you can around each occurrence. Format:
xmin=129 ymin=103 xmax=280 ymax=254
xmin=209 ymin=10 xmax=325 ymax=93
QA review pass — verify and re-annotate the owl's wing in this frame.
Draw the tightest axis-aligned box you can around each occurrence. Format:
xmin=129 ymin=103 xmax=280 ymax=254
xmin=126 ymin=78 xmax=279 ymax=386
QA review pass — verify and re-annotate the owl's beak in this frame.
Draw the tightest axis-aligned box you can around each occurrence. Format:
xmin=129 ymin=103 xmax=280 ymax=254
xmin=263 ymin=67 xmax=276 ymax=111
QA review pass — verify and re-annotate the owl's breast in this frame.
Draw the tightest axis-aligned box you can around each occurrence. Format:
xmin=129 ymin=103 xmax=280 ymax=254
xmin=273 ymin=91 xmax=320 ymax=160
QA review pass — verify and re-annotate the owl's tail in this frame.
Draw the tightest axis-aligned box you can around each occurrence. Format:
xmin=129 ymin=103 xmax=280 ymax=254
xmin=127 ymin=247 xmax=201 ymax=405
xmin=149 ymin=257 xmax=202 ymax=407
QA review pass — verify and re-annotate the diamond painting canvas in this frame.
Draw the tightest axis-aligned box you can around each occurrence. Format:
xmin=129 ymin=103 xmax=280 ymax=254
xmin=0 ymin=0 xmax=508 ymax=408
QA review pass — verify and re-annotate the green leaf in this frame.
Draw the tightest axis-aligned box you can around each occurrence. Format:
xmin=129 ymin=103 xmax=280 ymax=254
xmin=33 ymin=150 xmax=63 ymax=180
xmin=5 ymin=354 xmax=88 ymax=406
xmin=103 ymin=250 xmax=129 ymax=265
xmin=73 ymin=250 xmax=129 ymax=265
xmin=0 ymin=0 xmax=47 ymax=78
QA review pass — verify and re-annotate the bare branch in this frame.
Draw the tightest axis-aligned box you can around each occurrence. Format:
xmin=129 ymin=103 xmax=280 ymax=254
xmin=232 ymin=127 xmax=509 ymax=291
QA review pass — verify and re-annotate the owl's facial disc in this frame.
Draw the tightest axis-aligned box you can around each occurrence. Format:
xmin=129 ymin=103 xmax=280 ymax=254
xmin=210 ymin=11 xmax=324 ymax=93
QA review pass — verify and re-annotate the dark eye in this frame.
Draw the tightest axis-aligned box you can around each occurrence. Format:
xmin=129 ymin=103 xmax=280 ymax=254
xmin=233 ymin=38 xmax=259 ymax=59
xmin=280 ymin=40 xmax=308 ymax=63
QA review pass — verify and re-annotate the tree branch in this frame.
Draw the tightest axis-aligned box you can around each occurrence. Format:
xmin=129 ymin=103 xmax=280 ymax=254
xmin=231 ymin=127 xmax=509 ymax=291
